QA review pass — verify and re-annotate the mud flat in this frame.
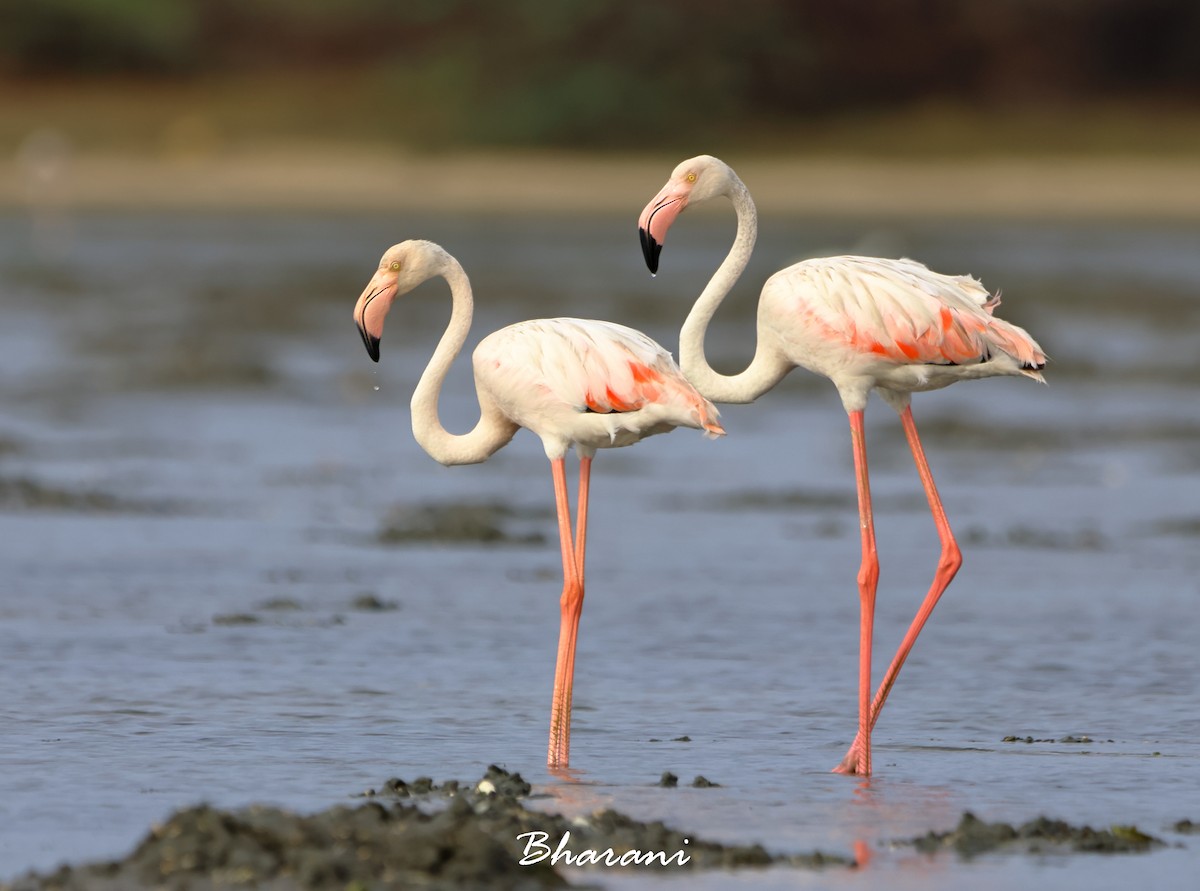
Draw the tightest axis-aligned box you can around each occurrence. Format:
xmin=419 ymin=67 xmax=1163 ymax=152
xmin=4 ymin=766 xmax=1177 ymax=891
xmin=0 ymin=767 xmax=843 ymax=891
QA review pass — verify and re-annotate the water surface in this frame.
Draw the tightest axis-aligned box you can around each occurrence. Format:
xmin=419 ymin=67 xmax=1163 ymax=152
xmin=1 ymin=209 xmax=1198 ymax=888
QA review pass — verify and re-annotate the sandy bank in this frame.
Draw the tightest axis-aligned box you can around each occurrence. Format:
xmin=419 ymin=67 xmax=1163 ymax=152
xmin=4 ymin=148 xmax=1200 ymax=220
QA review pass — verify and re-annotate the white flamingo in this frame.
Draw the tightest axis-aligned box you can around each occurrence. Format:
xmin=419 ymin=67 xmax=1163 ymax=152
xmin=353 ymin=239 xmax=724 ymax=768
xmin=638 ymin=155 xmax=1046 ymax=776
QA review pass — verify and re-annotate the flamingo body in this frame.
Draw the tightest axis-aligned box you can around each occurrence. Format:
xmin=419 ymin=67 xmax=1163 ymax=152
xmin=639 ymin=155 xmax=1045 ymax=777
xmin=353 ymin=239 xmax=722 ymax=768
xmin=758 ymin=255 xmax=1045 ymax=412
xmin=473 ymin=317 xmax=723 ymax=457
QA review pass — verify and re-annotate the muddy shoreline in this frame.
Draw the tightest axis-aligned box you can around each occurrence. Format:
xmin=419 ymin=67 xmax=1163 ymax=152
xmin=2 ymin=765 xmax=1176 ymax=891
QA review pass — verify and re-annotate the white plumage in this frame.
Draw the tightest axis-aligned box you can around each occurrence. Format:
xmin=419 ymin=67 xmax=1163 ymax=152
xmin=638 ymin=155 xmax=1047 ymax=777
xmin=352 ymin=238 xmax=722 ymax=769
xmin=761 ymin=254 xmax=1045 ymax=407
xmin=473 ymin=317 xmax=721 ymax=456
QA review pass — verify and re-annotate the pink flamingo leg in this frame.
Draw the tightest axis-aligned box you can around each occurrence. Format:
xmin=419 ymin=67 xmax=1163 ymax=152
xmin=869 ymin=406 xmax=961 ymax=726
xmin=835 ymin=406 xmax=963 ymax=770
xmin=834 ymin=410 xmax=879 ymax=776
xmin=547 ymin=457 xmax=588 ymax=767
xmin=556 ymin=457 xmax=592 ymax=764
xmin=573 ymin=456 xmax=592 ymax=584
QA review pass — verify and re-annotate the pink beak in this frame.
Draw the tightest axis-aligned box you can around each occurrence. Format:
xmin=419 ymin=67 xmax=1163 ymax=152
xmin=637 ymin=183 xmax=690 ymax=274
xmin=353 ymin=274 xmax=396 ymax=363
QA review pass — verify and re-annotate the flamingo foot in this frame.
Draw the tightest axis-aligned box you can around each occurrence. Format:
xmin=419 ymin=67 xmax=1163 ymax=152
xmin=833 ymin=735 xmax=871 ymax=776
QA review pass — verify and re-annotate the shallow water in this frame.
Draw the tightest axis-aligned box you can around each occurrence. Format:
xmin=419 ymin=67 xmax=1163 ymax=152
xmin=1 ymin=207 xmax=1198 ymax=888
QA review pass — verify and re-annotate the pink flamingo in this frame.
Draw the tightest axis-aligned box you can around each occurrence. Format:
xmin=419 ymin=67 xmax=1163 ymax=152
xmin=638 ymin=156 xmax=1046 ymax=776
xmin=353 ymin=239 xmax=724 ymax=768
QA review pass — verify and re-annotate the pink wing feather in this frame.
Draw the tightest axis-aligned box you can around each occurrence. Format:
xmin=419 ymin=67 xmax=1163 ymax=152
xmin=475 ymin=318 xmax=724 ymax=436
xmin=773 ymin=256 xmax=1045 ymax=369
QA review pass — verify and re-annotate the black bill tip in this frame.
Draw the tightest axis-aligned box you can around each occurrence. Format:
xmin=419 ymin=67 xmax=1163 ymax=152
xmin=638 ymin=226 xmax=662 ymax=275
xmin=357 ymin=324 xmax=381 ymax=363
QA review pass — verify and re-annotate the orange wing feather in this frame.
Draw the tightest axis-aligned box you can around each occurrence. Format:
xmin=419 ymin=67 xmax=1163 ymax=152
xmin=781 ymin=257 xmax=1045 ymax=369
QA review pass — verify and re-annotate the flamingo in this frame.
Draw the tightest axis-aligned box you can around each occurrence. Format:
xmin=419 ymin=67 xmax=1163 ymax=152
xmin=637 ymin=155 xmax=1046 ymax=776
xmin=353 ymin=239 xmax=724 ymax=768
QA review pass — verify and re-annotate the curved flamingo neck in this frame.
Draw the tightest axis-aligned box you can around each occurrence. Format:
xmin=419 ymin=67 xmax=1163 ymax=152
xmin=679 ymin=174 xmax=789 ymax=404
xmin=410 ymin=259 xmax=516 ymax=465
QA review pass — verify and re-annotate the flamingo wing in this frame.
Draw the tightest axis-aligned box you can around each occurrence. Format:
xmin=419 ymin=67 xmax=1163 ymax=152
xmin=474 ymin=318 xmax=723 ymax=436
xmin=774 ymin=256 xmax=1045 ymax=370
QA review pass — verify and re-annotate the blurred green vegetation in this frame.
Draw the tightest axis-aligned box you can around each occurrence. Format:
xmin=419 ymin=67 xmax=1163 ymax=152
xmin=3 ymin=0 xmax=1200 ymax=151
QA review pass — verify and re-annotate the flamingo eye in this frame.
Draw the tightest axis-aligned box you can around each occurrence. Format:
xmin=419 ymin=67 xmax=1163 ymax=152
xmin=686 ymin=172 xmax=697 ymax=183
xmin=390 ymin=261 xmax=402 ymax=271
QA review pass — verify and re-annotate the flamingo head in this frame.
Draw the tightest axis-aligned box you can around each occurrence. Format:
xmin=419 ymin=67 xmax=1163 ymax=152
xmin=353 ymin=240 xmax=448 ymax=362
xmin=638 ymin=154 xmax=731 ymax=274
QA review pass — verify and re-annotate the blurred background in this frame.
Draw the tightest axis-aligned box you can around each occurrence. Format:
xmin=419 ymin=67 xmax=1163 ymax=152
xmin=1 ymin=3 xmax=1200 ymax=885
xmin=4 ymin=0 xmax=1200 ymax=152
xmin=3 ymin=0 xmax=1200 ymax=214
